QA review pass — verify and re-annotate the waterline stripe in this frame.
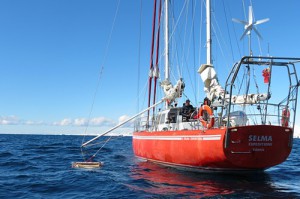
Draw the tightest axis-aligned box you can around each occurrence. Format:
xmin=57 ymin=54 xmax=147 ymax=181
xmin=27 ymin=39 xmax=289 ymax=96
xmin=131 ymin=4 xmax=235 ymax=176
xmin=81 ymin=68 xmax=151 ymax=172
xmin=133 ymin=135 xmax=221 ymax=141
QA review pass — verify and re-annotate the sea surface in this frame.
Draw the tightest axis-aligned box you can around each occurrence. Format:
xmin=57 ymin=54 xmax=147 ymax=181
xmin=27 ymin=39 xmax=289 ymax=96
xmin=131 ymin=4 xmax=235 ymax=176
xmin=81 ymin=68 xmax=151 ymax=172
xmin=0 ymin=134 xmax=299 ymax=198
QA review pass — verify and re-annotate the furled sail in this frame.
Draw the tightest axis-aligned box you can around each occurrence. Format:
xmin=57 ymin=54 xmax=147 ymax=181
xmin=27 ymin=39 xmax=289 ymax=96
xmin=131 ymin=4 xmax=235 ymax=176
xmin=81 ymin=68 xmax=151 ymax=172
xmin=198 ymin=64 xmax=270 ymax=105
xmin=161 ymin=78 xmax=185 ymax=104
xmin=198 ymin=64 xmax=224 ymax=101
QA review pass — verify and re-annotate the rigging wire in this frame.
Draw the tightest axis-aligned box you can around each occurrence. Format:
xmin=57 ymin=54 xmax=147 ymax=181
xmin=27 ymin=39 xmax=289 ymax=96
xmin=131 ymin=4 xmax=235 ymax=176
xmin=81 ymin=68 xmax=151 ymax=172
xmin=218 ymin=1 xmax=247 ymax=95
xmin=191 ymin=0 xmax=198 ymax=104
xmin=166 ymin=0 xmax=187 ymax=82
xmin=211 ymin=1 xmax=239 ymax=75
xmin=183 ymin=0 xmax=199 ymax=103
xmin=228 ymin=5 xmax=242 ymax=59
xmin=137 ymin=0 xmax=143 ymax=115
xmin=198 ymin=0 xmax=204 ymax=67
xmin=180 ymin=0 xmax=190 ymax=77
xmin=80 ymin=0 xmax=121 ymax=161
xmin=172 ymin=1 xmax=188 ymax=85
xmin=169 ymin=0 xmax=199 ymax=104
xmin=197 ymin=0 xmax=204 ymax=101
xmin=222 ymin=0 xmax=235 ymax=63
xmin=241 ymin=0 xmax=247 ymax=56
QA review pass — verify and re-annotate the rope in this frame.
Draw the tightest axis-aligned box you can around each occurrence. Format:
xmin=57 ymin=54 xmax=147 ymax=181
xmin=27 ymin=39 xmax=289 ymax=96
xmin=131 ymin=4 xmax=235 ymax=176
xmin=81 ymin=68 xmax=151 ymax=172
xmin=83 ymin=135 xmax=124 ymax=162
xmin=86 ymin=136 xmax=113 ymax=162
xmin=80 ymin=0 xmax=121 ymax=161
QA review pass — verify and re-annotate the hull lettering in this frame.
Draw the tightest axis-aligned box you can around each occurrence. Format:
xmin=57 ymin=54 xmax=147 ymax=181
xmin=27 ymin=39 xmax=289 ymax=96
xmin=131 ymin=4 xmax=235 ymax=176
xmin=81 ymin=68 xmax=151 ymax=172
xmin=249 ymin=135 xmax=272 ymax=142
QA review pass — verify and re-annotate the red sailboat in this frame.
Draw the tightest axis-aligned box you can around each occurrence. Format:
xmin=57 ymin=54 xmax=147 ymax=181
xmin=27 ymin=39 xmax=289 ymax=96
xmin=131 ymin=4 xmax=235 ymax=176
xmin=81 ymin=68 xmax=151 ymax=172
xmin=81 ymin=0 xmax=299 ymax=173
xmin=132 ymin=0 xmax=300 ymax=172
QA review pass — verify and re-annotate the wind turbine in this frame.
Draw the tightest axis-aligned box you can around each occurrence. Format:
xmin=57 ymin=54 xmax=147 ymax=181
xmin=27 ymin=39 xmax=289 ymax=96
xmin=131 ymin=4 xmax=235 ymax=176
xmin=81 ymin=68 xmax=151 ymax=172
xmin=233 ymin=6 xmax=269 ymax=56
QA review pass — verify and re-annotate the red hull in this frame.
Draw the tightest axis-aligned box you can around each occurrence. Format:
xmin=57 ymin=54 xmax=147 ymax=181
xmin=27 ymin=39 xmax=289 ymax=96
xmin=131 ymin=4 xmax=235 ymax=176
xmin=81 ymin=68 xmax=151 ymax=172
xmin=132 ymin=125 xmax=293 ymax=172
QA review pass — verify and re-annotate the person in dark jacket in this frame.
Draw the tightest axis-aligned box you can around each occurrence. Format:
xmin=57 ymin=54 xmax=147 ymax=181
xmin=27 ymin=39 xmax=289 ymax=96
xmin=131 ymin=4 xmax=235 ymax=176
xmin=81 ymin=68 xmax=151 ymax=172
xmin=182 ymin=99 xmax=194 ymax=120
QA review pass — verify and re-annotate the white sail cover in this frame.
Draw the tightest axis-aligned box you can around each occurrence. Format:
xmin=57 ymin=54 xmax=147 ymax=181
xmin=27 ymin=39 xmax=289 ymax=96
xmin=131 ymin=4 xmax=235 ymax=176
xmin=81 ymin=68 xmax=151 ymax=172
xmin=161 ymin=79 xmax=185 ymax=103
xmin=198 ymin=64 xmax=225 ymax=100
xmin=198 ymin=64 xmax=270 ymax=105
xmin=231 ymin=93 xmax=270 ymax=104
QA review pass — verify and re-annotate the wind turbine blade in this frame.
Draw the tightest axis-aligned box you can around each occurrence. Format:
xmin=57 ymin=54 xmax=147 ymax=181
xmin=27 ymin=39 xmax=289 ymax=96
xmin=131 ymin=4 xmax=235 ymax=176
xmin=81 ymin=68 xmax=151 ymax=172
xmin=232 ymin=18 xmax=248 ymax=25
xmin=240 ymin=26 xmax=251 ymax=40
xmin=249 ymin=6 xmax=253 ymax=24
xmin=255 ymin=18 xmax=270 ymax=25
xmin=253 ymin=27 xmax=263 ymax=39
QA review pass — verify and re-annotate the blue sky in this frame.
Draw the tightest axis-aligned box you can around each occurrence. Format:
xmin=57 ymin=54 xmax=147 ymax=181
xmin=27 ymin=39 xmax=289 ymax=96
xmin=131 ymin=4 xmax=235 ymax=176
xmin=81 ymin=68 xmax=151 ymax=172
xmin=1 ymin=0 xmax=300 ymax=135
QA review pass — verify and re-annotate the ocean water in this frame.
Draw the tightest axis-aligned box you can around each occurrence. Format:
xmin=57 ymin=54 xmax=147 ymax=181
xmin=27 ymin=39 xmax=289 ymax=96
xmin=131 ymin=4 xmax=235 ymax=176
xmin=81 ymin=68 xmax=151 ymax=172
xmin=0 ymin=134 xmax=299 ymax=198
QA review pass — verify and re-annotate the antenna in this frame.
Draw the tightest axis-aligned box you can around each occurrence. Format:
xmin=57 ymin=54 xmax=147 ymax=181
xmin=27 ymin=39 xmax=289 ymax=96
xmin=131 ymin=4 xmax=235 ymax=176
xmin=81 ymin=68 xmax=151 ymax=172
xmin=232 ymin=6 xmax=269 ymax=55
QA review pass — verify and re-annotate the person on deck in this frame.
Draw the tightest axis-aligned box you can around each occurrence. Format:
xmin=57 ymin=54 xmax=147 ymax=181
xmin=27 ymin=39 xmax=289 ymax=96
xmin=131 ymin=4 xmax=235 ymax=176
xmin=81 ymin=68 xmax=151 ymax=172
xmin=203 ymin=97 xmax=211 ymax=106
xmin=182 ymin=99 xmax=194 ymax=120
xmin=185 ymin=99 xmax=193 ymax=110
xmin=202 ymin=97 xmax=211 ymax=121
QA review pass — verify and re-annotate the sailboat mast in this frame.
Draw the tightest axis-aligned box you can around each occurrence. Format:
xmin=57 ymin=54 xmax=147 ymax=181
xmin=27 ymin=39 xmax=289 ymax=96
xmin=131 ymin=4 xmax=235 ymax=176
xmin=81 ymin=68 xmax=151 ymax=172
xmin=164 ymin=0 xmax=169 ymax=81
xmin=160 ymin=0 xmax=185 ymax=107
xmin=206 ymin=0 xmax=212 ymax=65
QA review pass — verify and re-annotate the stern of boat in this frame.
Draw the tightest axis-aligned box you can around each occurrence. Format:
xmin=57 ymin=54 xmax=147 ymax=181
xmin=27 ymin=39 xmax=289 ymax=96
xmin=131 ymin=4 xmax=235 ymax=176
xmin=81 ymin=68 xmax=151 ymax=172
xmin=224 ymin=125 xmax=293 ymax=169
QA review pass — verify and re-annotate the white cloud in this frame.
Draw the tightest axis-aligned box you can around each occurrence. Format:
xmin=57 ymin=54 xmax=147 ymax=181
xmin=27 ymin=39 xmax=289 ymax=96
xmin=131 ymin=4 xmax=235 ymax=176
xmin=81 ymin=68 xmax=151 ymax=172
xmin=23 ymin=120 xmax=45 ymax=125
xmin=0 ymin=115 xmax=131 ymax=135
xmin=0 ymin=115 xmax=47 ymax=126
xmin=119 ymin=115 xmax=130 ymax=123
xmin=90 ymin=117 xmax=115 ymax=126
xmin=74 ymin=118 xmax=88 ymax=126
xmin=0 ymin=115 xmax=19 ymax=125
xmin=53 ymin=118 xmax=72 ymax=126
xmin=118 ymin=115 xmax=134 ymax=127
xmin=52 ymin=117 xmax=116 ymax=127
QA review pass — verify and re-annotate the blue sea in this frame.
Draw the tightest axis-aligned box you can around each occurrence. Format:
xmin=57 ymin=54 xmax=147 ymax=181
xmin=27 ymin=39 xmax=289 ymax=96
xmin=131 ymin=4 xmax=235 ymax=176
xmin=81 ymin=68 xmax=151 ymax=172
xmin=0 ymin=134 xmax=299 ymax=198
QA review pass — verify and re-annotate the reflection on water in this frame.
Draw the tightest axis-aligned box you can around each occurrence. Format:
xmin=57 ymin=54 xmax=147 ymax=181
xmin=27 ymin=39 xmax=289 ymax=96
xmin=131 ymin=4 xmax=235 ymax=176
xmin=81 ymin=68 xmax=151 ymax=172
xmin=129 ymin=161 xmax=233 ymax=198
xmin=127 ymin=160 xmax=298 ymax=198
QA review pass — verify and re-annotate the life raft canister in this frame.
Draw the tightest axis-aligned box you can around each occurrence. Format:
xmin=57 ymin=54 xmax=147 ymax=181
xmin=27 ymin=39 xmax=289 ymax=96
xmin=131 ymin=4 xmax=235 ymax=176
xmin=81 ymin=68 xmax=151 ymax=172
xmin=281 ymin=108 xmax=290 ymax=127
xmin=197 ymin=105 xmax=215 ymax=128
